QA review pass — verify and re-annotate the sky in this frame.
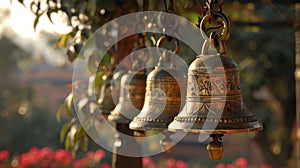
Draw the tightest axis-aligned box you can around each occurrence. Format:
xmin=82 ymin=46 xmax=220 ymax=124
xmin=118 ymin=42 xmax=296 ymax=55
xmin=0 ymin=0 xmax=72 ymax=66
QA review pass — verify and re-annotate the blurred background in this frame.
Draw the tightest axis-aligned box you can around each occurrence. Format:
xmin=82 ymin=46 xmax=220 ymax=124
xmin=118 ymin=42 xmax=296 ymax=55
xmin=0 ymin=0 xmax=297 ymax=167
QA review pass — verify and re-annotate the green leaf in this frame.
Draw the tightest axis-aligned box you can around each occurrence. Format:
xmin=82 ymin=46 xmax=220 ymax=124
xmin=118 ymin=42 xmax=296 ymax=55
xmin=94 ymin=72 xmax=104 ymax=88
xmin=60 ymin=122 xmax=70 ymax=142
xmin=33 ymin=13 xmax=43 ymax=32
xmin=46 ymin=8 xmax=58 ymax=23
xmin=56 ymin=102 xmax=67 ymax=122
xmin=74 ymin=126 xmax=85 ymax=141
xmin=56 ymin=33 xmax=71 ymax=48
xmin=60 ymin=118 xmax=77 ymax=142
xmin=65 ymin=134 xmax=71 ymax=150
xmin=30 ymin=1 xmax=36 ymax=13
xmin=100 ymin=52 xmax=112 ymax=65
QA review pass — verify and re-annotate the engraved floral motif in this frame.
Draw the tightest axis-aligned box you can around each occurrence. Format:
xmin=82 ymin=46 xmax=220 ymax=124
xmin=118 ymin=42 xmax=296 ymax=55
xmin=188 ymin=73 xmax=241 ymax=96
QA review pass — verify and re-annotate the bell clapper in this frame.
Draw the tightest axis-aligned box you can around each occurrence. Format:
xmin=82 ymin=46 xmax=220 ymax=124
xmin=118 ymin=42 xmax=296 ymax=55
xmin=134 ymin=130 xmax=146 ymax=142
xmin=206 ymin=134 xmax=224 ymax=160
xmin=160 ymin=132 xmax=174 ymax=153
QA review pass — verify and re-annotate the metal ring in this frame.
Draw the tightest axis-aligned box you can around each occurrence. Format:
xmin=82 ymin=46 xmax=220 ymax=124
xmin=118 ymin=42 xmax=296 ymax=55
xmin=157 ymin=35 xmax=179 ymax=54
xmin=200 ymin=12 xmax=230 ymax=41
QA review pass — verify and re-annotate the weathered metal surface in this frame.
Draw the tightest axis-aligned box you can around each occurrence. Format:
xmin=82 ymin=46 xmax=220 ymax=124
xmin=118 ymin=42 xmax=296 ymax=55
xmin=168 ymin=54 xmax=263 ymax=134
xmin=129 ymin=67 xmax=186 ymax=130
xmin=108 ymin=70 xmax=147 ymax=124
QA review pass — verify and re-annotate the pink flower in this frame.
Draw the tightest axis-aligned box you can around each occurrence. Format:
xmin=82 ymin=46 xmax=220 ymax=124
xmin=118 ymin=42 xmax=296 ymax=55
xmin=226 ymin=164 xmax=234 ymax=168
xmin=19 ymin=147 xmax=41 ymax=167
xmin=101 ymin=163 xmax=111 ymax=168
xmin=39 ymin=147 xmax=53 ymax=158
xmin=142 ymin=157 xmax=153 ymax=166
xmin=87 ymin=150 xmax=105 ymax=161
xmin=95 ymin=150 xmax=105 ymax=159
xmin=39 ymin=147 xmax=54 ymax=165
xmin=0 ymin=150 xmax=10 ymax=161
xmin=165 ymin=158 xmax=176 ymax=168
xmin=73 ymin=158 xmax=88 ymax=168
xmin=235 ymin=158 xmax=248 ymax=168
xmin=175 ymin=160 xmax=188 ymax=168
xmin=53 ymin=149 xmax=72 ymax=166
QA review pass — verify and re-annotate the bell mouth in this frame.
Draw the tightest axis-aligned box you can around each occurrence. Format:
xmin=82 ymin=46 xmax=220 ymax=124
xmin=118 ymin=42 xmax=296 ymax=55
xmin=168 ymin=119 xmax=263 ymax=134
xmin=129 ymin=117 xmax=172 ymax=132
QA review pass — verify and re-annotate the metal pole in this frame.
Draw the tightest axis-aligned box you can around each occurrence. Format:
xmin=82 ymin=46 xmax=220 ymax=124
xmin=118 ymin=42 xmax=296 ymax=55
xmin=294 ymin=3 xmax=300 ymax=168
xmin=112 ymin=123 xmax=142 ymax=168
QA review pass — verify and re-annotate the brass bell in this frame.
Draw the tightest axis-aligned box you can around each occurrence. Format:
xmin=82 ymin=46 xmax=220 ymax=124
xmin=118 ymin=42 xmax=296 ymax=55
xmin=168 ymin=53 xmax=262 ymax=133
xmin=98 ymin=73 xmax=114 ymax=119
xmin=108 ymin=70 xmax=147 ymax=123
xmin=130 ymin=36 xmax=186 ymax=131
xmin=98 ymin=71 xmax=125 ymax=119
xmin=168 ymin=11 xmax=263 ymax=160
xmin=108 ymin=34 xmax=148 ymax=124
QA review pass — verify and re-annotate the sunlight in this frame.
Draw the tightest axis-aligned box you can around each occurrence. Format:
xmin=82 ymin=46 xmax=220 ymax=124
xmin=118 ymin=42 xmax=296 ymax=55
xmin=0 ymin=1 xmax=71 ymax=38
xmin=0 ymin=1 xmax=72 ymax=66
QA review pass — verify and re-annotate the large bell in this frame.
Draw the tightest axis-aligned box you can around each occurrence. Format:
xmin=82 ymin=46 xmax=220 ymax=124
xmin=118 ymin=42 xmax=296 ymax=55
xmin=168 ymin=53 xmax=262 ymax=133
xmin=168 ymin=11 xmax=263 ymax=160
xmin=130 ymin=37 xmax=186 ymax=131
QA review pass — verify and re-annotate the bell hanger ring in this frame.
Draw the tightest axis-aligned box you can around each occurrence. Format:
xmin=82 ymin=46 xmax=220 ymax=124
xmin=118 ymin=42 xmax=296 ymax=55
xmin=200 ymin=11 xmax=229 ymax=55
xmin=156 ymin=35 xmax=179 ymax=68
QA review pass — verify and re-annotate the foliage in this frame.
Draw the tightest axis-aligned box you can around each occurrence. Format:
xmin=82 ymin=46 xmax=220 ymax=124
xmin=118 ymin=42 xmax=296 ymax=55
xmin=16 ymin=0 xmax=140 ymax=63
xmin=0 ymin=147 xmax=109 ymax=168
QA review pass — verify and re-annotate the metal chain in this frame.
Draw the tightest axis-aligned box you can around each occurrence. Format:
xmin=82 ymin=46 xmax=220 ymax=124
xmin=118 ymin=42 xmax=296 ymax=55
xmin=199 ymin=0 xmax=229 ymax=54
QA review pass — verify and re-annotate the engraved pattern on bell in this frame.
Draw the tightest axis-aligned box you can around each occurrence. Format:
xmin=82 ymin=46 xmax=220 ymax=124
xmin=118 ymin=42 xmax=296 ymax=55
xmin=168 ymin=54 xmax=263 ymax=134
xmin=129 ymin=67 xmax=186 ymax=131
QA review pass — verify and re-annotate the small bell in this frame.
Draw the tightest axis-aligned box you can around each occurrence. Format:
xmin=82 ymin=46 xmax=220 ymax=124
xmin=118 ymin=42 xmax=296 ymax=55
xmin=168 ymin=11 xmax=263 ymax=160
xmin=98 ymin=70 xmax=126 ymax=119
xmin=98 ymin=73 xmax=114 ymax=119
xmin=108 ymin=70 xmax=147 ymax=123
xmin=130 ymin=37 xmax=186 ymax=131
xmin=108 ymin=34 xmax=148 ymax=124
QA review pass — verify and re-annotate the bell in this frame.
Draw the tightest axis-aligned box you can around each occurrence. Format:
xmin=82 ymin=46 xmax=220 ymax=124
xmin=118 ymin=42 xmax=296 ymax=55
xmin=98 ymin=73 xmax=114 ymax=119
xmin=98 ymin=71 xmax=125 ymax=119
xmin=129 ymin=36 xmax=186 ymax=152
xmin=130 ymin=37 xmax=186 ymax=131
xmin=168 ymin=11 xmax=263 ymax=160
xmin=168 ymin=54 xmax=262 ymax=133
xmin=108 ymin=70 xmax=147 ymax=123
xmin=108 ymin=33 xmax=148 ymax=124
xmin=129 ymin=65 xmax=186 ymax=130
